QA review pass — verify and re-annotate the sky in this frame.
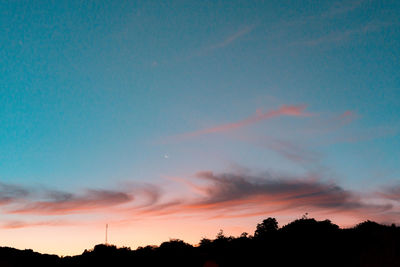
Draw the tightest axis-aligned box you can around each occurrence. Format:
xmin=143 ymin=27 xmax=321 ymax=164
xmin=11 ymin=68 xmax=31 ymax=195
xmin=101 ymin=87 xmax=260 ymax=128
xmin=0 ymin=0 xmax=399 ymax=255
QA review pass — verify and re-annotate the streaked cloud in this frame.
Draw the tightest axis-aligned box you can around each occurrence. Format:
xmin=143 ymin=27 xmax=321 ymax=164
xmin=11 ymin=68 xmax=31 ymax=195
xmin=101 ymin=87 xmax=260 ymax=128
xmin=124 ymin=170 xmax=397 ymax=223
xmin=180 ymin=105 xmax=312 ymax=138
xmin=319 ymin=0 xmax=365 ymax=19
xmin=2 ymin=220 xmax=69 ymax=229
xmin=379 ymin=185 xmax=400 ymax=202
xmin=0 ymin=182 xmax=164 ymax=217
xmin=10 ymin=189 xmax=132 ymax=215
xmin=0 ymin=182 xmax=30 ymax=205
xmin=266 ymin=139 xmax=321 ymax=165
xmin=292 ymin=21 xmax=392 ymax=47
xmin=284 ymin=0 xmax=365 ymax=27
xmin=0 ymin=168 xmax=399 ymax=228
xmin=180 ymin=171 xmax=389 ymax=214
xmin=207 ymin=25 xmax=255 ymax=50
xmin=180 ymin=25 xmax=256 ymax=62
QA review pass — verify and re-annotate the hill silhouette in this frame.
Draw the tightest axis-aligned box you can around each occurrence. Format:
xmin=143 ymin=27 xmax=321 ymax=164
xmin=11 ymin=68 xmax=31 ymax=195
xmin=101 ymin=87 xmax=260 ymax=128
xmin=1 ymin=217 xmax=400 ymax=267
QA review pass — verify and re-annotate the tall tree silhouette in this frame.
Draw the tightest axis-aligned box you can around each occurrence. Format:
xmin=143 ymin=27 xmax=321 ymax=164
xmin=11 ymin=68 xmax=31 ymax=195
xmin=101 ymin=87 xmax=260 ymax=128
xmin=254 ymin=217 xmax=278 ymax=238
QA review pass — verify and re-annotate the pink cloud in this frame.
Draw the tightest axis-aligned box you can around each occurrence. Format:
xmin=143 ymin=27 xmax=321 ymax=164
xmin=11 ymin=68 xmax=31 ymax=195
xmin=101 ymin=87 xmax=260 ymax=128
xmin=338 ymin=110 xmax=357 ymax=125
xmin=112 ymin=170 xmax=396 ymax=226
xmin=263 ymin=139 xmax=320 ymax=164
xmin=182 ymin=105 xmax=312 ymax=138
xmin=207 ymin=25 xmax=254 ymax=50
xmin=9 ymin=190 xmax=133 ymax=215
xmin=2 ymin=220 xmax=69 ymax=229
xmin=1 ymin=169 xmax=399 ymax=229
xmin=165 ymin=171 xmax=394 ymax=223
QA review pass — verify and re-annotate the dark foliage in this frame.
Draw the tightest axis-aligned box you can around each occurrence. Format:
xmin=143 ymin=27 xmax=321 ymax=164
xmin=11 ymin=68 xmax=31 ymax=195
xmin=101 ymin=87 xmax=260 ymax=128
xmin=254 ymin=217 xmax=278 ymax=238
xmin=2 ymin=217 xmax=400 ymax=267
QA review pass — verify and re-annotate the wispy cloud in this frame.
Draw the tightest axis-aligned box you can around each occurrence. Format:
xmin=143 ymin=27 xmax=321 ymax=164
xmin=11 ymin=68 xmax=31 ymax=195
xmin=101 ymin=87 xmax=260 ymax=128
xmin=0 ymin=182 xmax=167 ymax=217
xmin=115 ymin=169 xmax=397 ymax=224
xmin=319 ymin=0 xmax=365 ymax=19
xmin=285 ymin=0 xmax=365 ymax=26
xmin=181 ymin=171 xmax=387 ymax=214
xmin=339 ymin=110 xmax=357 ymax=123
xmin=379 ymin=185 xmax=400 ymax=202
xmin=206 ymin=25 xmax=255 ymax=50
xmin=203 ymin=109 xmax=357 ymax=167
xmin=332 ymin=124 xmax=400 ymax=144
xmin=180 ymin=105 xmax=312 ymax=138
xmin=176 ymin=25 xmax=256 ymax=63
xmin=114 ymin=169 xmax=397 ymax=225
xmin=292 ymin=22 xmax=390 ymax=47
xmin=0 ymin=182 xmax=30 ymax=205
xmin=2 ymin=220 xmax=69 ymax=229
xmin=0 ymin=183 xmax=152 ymax=216
xmin=10 ymin=189 xmax=132 ymax=215
xmin=267 ymin=139 xmax=321 ymax=165
xmin=1 ymin=167 xmax=399 ymax=228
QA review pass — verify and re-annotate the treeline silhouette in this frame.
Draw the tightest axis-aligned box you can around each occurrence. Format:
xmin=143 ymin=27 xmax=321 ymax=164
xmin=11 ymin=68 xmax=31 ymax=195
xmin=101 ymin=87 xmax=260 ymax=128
xmin=1 ymin=217 xmax=400 ymax=267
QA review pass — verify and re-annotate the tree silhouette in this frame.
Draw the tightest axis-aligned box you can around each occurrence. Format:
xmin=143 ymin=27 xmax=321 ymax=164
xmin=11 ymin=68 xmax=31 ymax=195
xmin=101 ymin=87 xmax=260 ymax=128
xmin=254 ymin=217 xmax=278 ymax=238
xmin=0 ymin=217 xmax=399 ymax=267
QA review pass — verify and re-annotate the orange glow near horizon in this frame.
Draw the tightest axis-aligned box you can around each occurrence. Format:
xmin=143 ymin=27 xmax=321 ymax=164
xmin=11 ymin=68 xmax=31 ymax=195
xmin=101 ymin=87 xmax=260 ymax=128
xmin=0 ymin=209 xmax=386 ymax=256
xmin=0 ymin=170 xmax=398 ymax=256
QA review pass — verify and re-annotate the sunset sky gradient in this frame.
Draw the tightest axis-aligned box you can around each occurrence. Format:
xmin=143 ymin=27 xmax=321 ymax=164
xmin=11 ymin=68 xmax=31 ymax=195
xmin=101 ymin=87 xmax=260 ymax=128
xmin=0 ymin=0 xmax=399 ymax=255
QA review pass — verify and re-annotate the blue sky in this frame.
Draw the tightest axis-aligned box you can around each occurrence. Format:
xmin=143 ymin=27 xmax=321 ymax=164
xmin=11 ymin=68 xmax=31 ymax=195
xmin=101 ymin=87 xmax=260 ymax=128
xmin=0 ymin=0 xmax=399 ymax=254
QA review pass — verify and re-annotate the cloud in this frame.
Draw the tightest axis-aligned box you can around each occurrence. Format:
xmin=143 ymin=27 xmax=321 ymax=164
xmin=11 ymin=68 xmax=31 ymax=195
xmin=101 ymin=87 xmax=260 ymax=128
xmin=0 ymin=178 xmax=172 ymax=220
xmin=2 ymin=220 xmax=69 ymax=229
xmin=181 ymin=105 xmax=312 ymax=138
xmin=379 ymin=185 xmax=400 ymax=202
xmin=0 ymin=182 xmax=165 ymax=228
xmin=267 ymin=139 xmax=320 ymax=165
xmin=126 ymin=183 xmax=163 ymax=208
xmin=0 ymin=182 xmax=30 ymax=205
xmin=0 ymin=169 xmax=398 ymax=228
xmin=282 ymin=0 xmax=365 ymax=28
xmin=0 ymin=182 xmax=141 ymax=215
xmin=178 ymin=25 xmax=255 ymax=62
xmin=0 ymin=181 xmax=168 ymax=217
xmin=339 ymin=110 xmax=357 ymax=121
xmin=319 ymin=0 xmax=365 ymax=18
xmin=220 ymin=109 xmax=357 ymax=166
xmin=126 ymin=170 xmax=394 ymax=224
xmin=183 ymin=171 xmax=376 ymax=212
xmin=235 ymin=135 xmax=321 ymax=165
xmin=207 ymin=26 xmax=255 ymax=50
xmin=292 ymin=22 xmax=390 ymax=47
xmin=9 ymin=189 xmax=133 ymax=215
xmin=332 ymin=124 xmax=400 ymax=144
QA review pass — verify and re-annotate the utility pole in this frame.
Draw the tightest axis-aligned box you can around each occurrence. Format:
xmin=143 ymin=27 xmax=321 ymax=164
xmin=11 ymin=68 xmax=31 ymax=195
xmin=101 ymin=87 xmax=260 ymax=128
xmin=105 ymin=224 xmax=108 ymax=245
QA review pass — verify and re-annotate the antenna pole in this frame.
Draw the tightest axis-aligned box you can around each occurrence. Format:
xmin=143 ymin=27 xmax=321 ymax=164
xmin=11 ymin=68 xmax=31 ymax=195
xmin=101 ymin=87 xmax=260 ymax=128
xmin=105 ymin=224 xmax=108 ymax=245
